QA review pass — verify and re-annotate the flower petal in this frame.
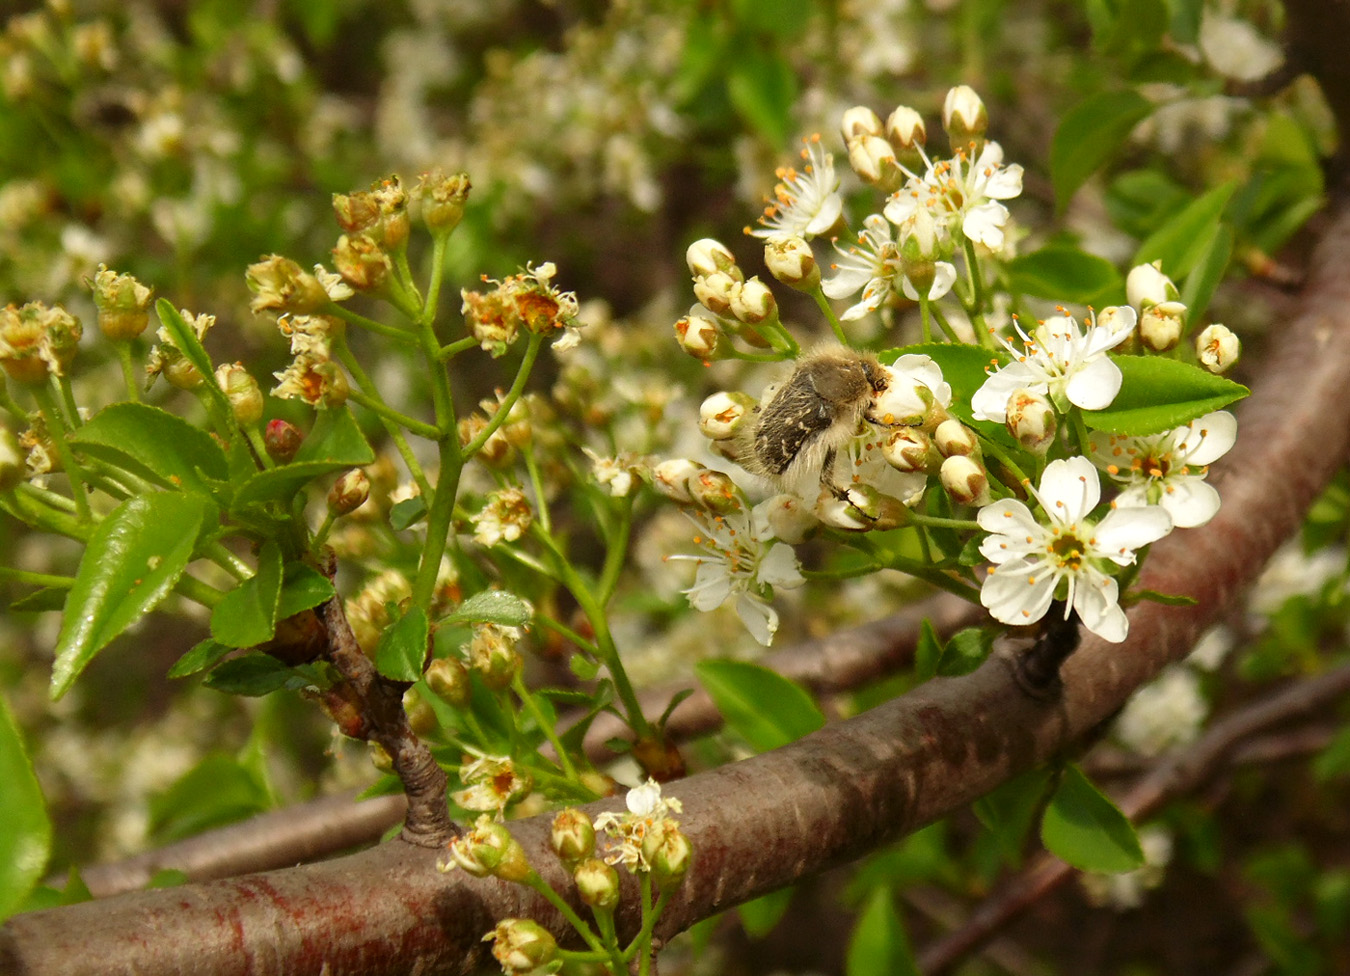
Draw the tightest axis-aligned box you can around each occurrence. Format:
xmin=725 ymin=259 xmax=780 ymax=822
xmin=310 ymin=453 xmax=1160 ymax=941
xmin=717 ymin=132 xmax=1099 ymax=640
xmin=1158 ymin=477 xmax=1221 ymax=529
xmin=971 ymin=364 xmax=1037 ymax=422
xmin=1180 ymin=410 xmax=1237 ymax=465
xmin=981 ymin=557 xmax=1056 ymax=626
xmin=1073 ymin=571 xmax=1128 ymax=642
xmin=1094 ymin=504 xmax=1173 ymax=562
xmin=759 ymin=542 xmax=805 ymax=589
xmin=735 ymin=591 xmax=779 ymax=646
xmin=1035 ymin=456 xmax=1101 ymax=525
xmin=1064 ymin=356 xmax=1123 ymax=410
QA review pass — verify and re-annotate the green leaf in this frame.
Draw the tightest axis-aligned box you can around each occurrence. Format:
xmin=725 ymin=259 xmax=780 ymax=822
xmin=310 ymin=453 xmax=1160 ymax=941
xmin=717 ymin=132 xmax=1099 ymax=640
xmin=738 ymin=886 xmax=794 ymax=938
xmin=726 ymin=45 xmax=796 ymax=147
xmin=51 ymin=493 xmax=209 ymax=700
xmin=10 ymin=587 xmax=70 ymax=612
xmin=1041 ymin=764 xmax=1144 ymax=872
xmin=204 ymin=655 xmax=325 ymax=697
xmin=973 ymin=767 xmax=1054 ymax=866
xmin=277 ymin=562 xmax=335 ymax=617
xmin=696 ymin=659 xmax=824 ymax=752
xmin=441 ymin=589 xmax=533 ymax=628
xmin=0 ymin=691 xmax=51 ymax=921
xmin=846 ymin=887 xmax=917 ymax=976
xmin=231 ymin=406 xmax=374 ymax=511
xmin=209 ymin=541 xmax=284 ymax=648
xmin=914 ymin=618 xmax=943 ymax=682
xmin=1179 ymin=223 xmax=1233 ymax=324
xmin=70 ymin=402 xmax=228 ymax=494
xmin=154 ymin=301 xmax=223 ymax=406
xmin=375 ymin=605 xmax=430 ymax=683
xmin=1051 ymin=91 xmax=1154 ymax=212
xmin=1133 ymin=181 xmax=1237 ymax=278
xmin=1313 ymin=726 xmax=1350 ymax=782
xmin=1082 ymin=356 xmax=1249 ymax=436
xmin=149 ymin=753 xmax=270 ymax=843
xmin=1007 ymin=246 xmax=1124 ymax=305
xmin=937 ymin=627 xmax=995 ymax=677
xmin=1130 ymin=589 xmax=1199 ymax=607
xmin=389 ymin=496 xmax=427 ymax=530
xmin=569 ymin=654 xmax=600 ymax=681
xmin=167 ymin=638 xmax=234 ymax=678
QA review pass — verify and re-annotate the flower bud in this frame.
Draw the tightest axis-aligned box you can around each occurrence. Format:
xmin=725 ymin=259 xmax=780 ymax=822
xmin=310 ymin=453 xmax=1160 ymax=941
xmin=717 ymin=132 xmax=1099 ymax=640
xmin=729 ymin=277 xmax=777 ymax=324
xmin=1139 ymin=301 xmax=1186 ymax=352
xmin=840 ymin=105 xmax=884 ymax=141
xmin=942 ymin=85 xmax=988 ymax=149
xmin=1196 ymin=323 xmax=1240 ymax=373
xmin=333 ymin=177 xmax=410 ymax=251
xmin=1126 ymin=261 xmax=1178 ymax=310
xmin=687 ymin=469 xmax=740 ymax=514
xmin=1004 ymin=389 xmax=1057 ymax=453
xmin=425 ymin=656 xmax=471 ymax=708
xmin=331 ymin=234 xmax=391 ymax=292
xmin=642 ymin=820 xmax=692 ymax=888
xmin=940 ymin=455 xmax=991 ymax=506
xmin=899 ymin=208 xmax=942 ymax=298
xmin=847 ymin=134 xmax=902 ymax=194
xmin=692 ymin=271 xmax=738 ymax=316
xmin=89 ymin=265 xmax=152 ymax=341
xmin=934 ymin=418 xmax=980 ymax=458
xmin=413 ymin=169 xmax=471 ymax=235
xmin=698 ymin=391 xmax=755 ymax=441
xmin=215 ymin=362 xmax=264 ymax=426
xmin=264 ymin=419 xmax=303 ymax=463
xmin=483 ymin=918 xmax=557 ymax=975
xmin=164 ymin=355 xmax=204 ymax=391
xmin=550 ymin=808 xmax=596 ymax=867
xmin=763 ymin=235 xmax=820 ymax=290
xmin=441 ymin=816 xmax=531 ymax=881
xmin=573 ymin=857 xmax=621 ymax=910
xmin=674 ymin=310 xmax=726 ymax=361
xmin=403 ymin=687 xmax=438 ymax=738
xmin=685 ymin=238 xmax=739 ymax=279
xmin=327 ymin=468 xmax=370 ymax=515
xmin=882 ymin=426 xmax=935 ymax=473
xmin=885 ymin=105 xmax=927 ymax=167
xmin=756 ymin=493 xmax=819 ymax=544
xmin=652 ymin=458 xmax=706 ymax=503
xmin=0 ymin=304 xmax=50 ymax=385
xmin=0 ymin=426 xmax=23 ymax=492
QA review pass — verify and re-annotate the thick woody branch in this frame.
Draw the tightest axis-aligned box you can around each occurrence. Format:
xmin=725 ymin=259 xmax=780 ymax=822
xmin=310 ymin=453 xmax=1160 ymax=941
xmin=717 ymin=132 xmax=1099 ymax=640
xmin=5 ymin=198 xmax=1350 ymax=976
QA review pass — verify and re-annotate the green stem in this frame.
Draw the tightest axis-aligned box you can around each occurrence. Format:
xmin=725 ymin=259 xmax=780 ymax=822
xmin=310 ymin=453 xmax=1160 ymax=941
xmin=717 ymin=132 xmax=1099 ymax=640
xmin=56 ymin=373 xmax=83 ymax=427
xmin=31 ymin=384 xmax=90 ymax=522
xmin=439 ymin=336 xmax=479 ymax=360
xmin=524 ymin=874 xmax=605 ymax=954
xmin=809 ymin=286 xmax=848 ymax=345
xmin=344 ymin=387 xmax=441 ymax=439
xmin=204 ymin=542 xmax=252 ymax=582
xmin=464 ymin=334 xmax=544 ymax=458
xmin=512 ymin=672 xmax=581 ymax=782
xmin=534 ymin=613 xmax=601 ymax=657
xmin=410 ymin=438 xmax=462 ymax=611
xmin=175 ymin=572 xmax=225 ymax=608
xmin=919 ymin=295 xmax=933 ymax=344
xmin=114 ymin=343 xmax=142 ymax=402
xmin=976 ymin=431 xmax=1030 ymax=487
xmin=592 ymin=909 xmax=627 ymax=975
xmin=906 ymin=511 xmax=983 ymax=531
xmin=0 ymin=377 xmax=27 ymax=421
xmin=422 ymin=233 xmax=448 ymax=327
xmin=1068 ymin=407 xmax=1093 ymax=458
xmin=327 ymin=304 xmax=417 ymax=345
xmin=931 ymin=303 xmax=964 ymax=344
xmin=0 ymin=565 xmax=75 ymax=589
xmin=522 ymin=446 xmax=553 ymax=534
xmin=596 ymin=495 xmax=634 ymax=606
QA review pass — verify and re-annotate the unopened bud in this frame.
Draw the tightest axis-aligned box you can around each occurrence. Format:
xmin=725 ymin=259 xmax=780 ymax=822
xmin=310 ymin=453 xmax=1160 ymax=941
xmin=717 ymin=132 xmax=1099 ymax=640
xmin=265 ymin=419 xmax=303 ymax=463
xmin=840 ymin=105 xmax=884 ymax=141
xmin=403 ymin=687 xmax=438 ymax=738
xmin=425 ymin=656 xmax=471 ymax=708
xmin=685 ymin=238 xmax=739 ymax=279
xmin=483 ymin=918 xmax=557 ymax=975
xmin=815 ymin=487 xmax=870 ymax=531
xmin=729 ymin=277 xmax=777 ymax=324
xmin=1139 ymin=301 xmax=1186 ymax=352
xmin=675 ymin=310 xmax=726 ymax=360
xmin=886 ymin=105 xmax=927 ymax=167
xmin=698 ymin=391 xmax=755 ymax=441
xmin=328 ymin=468 xmax=370 ymax=515
xmin=215 ymin=362 xmax=264 ymax=426
xmin=642 ymin=820 xmax=692 ymax=888
xmin=692 ymin=271 xmax=738 ymax=316
xmin=763 ymin=235 xmax=821 ymax=290
xmin=550 ymin=808 xmax=595 ymax=867
xmin=652 ymin=458 xmax=706 ymax=503
xmin=940 ymin=455 xmax=990 ymax=506
xmin=688 ymin=469 xmax=740 ymax=514
xmin=1196 ymin=323 xmax=1240 ymax=373
xmin=847 ymin=134 xmax=902 ymax=193
xmin=1004 ymin=389 xmax=1057 ymax=453
xmin=1126 ymin=261 xmax=1178 ymax=310
xmin=574 ymin=857 xmax=621 ymax=910
xmin=882 ymin=426 xmax=935 ymax=473
xmin=942 ymin=85 xmax=988 ymax=148
xmin=934 ymin=418 xmax=980 ymax=458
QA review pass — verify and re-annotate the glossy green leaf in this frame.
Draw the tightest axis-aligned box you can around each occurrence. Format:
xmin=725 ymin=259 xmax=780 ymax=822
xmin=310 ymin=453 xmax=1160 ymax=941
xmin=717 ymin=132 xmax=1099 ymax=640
xmin=149 ymin=753 xmax=270 ymax=842
xmin=231 ymin=407 xmax=374 ymax=511
xmin=375 ymin=605 xmax=430 ymax=683
xmin=389 ymin=496 xmax=427 ymax=530
xmin=914 ymin=618 xmax=943 ymax=682
xmin=10 ymin=587 xmax=70 ymax=612
xmin=441 ymin=589 xmax=533 ymax=628
xmin=569 ymin=654 xmax=600 ymax=681
xmin=1051 ymin=91 xmax=1154 ymax=212
xmin=974 ymin=767 xmax=1053 ymax=866
xmin=167 ymin=638 xmax=234 ymax=678
xmin=203 ymin=654 xmax=325 ymax=697
xmin=1041 ymin=764 xmax=1144 ymax=872
xmin=696 ymin=659 xmax=824 ymax=752
xmin=846 ymin=887 xmax=917 ymax=976
xmin=51 ymin=493 xmax=209 ymax=700
xmin=277 ymin=562 xmax=335 ymax=617
xmin=154 ymin=301 xmax=222 ymax=403
xmin=1082 ymin=356 xmax=1248 ymax=436
xmin=738 ymin=887 xmax=794 ymax=938
xmin=1007 ymin=246 xmax=1124 ymax=305
xmin=1133 ymin=181 xmax=1237 ymax=278
xmin=937 ymin=627 xmax=995 ymax=677
xmin=1179 ymin=224 xmax=1233 ymax=324
xmin=0 ymin=691 xmax=51 ymax=921
xmin=210 ymin=541 xmax=283 ymax=648
xmin=70 ymin=402 xmax=228 ymax=493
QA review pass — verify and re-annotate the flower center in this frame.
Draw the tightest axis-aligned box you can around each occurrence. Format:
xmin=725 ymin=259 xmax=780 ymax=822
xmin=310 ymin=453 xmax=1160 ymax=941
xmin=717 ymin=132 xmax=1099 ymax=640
xmin=1049 ymin=532 xmax=1085 ymax=570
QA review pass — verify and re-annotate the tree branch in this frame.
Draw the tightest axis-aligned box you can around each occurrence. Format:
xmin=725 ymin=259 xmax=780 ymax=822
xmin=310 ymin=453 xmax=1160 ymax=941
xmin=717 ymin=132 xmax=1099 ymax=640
xmin=5 ymin=192 xmax=1350 ymax=976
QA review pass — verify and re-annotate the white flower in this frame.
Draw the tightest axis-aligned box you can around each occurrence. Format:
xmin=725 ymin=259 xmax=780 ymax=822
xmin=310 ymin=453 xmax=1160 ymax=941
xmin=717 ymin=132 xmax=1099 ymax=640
xmin=750 ymin=135 xmax=843 ymax=241
xmin=823 ymin=214 xmax=954 ymax=320
xmin=472 ymin=487 xmax=533 ymax=547
xmin=594 ymin=778 xmax=683 ymax=872
xmin=1113 ymin=666 xmax=1208 ymax=756
xmin=669 ymin=506 xmax=805 ymax=646
xmin=871 ymin=353 xmax=953 ymax=425
xmin=1199 ymin=11 xmax=1283 ymax=83
xmin=313 ymin=263 xmax=354 ymax=302
xmin=1090 ymin=410 xmax=1237 ymax=528
xmin=971 ymin=307 xmax=1136 ymax=423
xmin=452 ymin=755 xmax=532 ymax=816
xmin=977 ymin=456 xmax=1173 ymax=642
xmin=582 ymin=448 xmax=647 ymax=497
xmin=883 ymin=140 xmax=1023 ymax=252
